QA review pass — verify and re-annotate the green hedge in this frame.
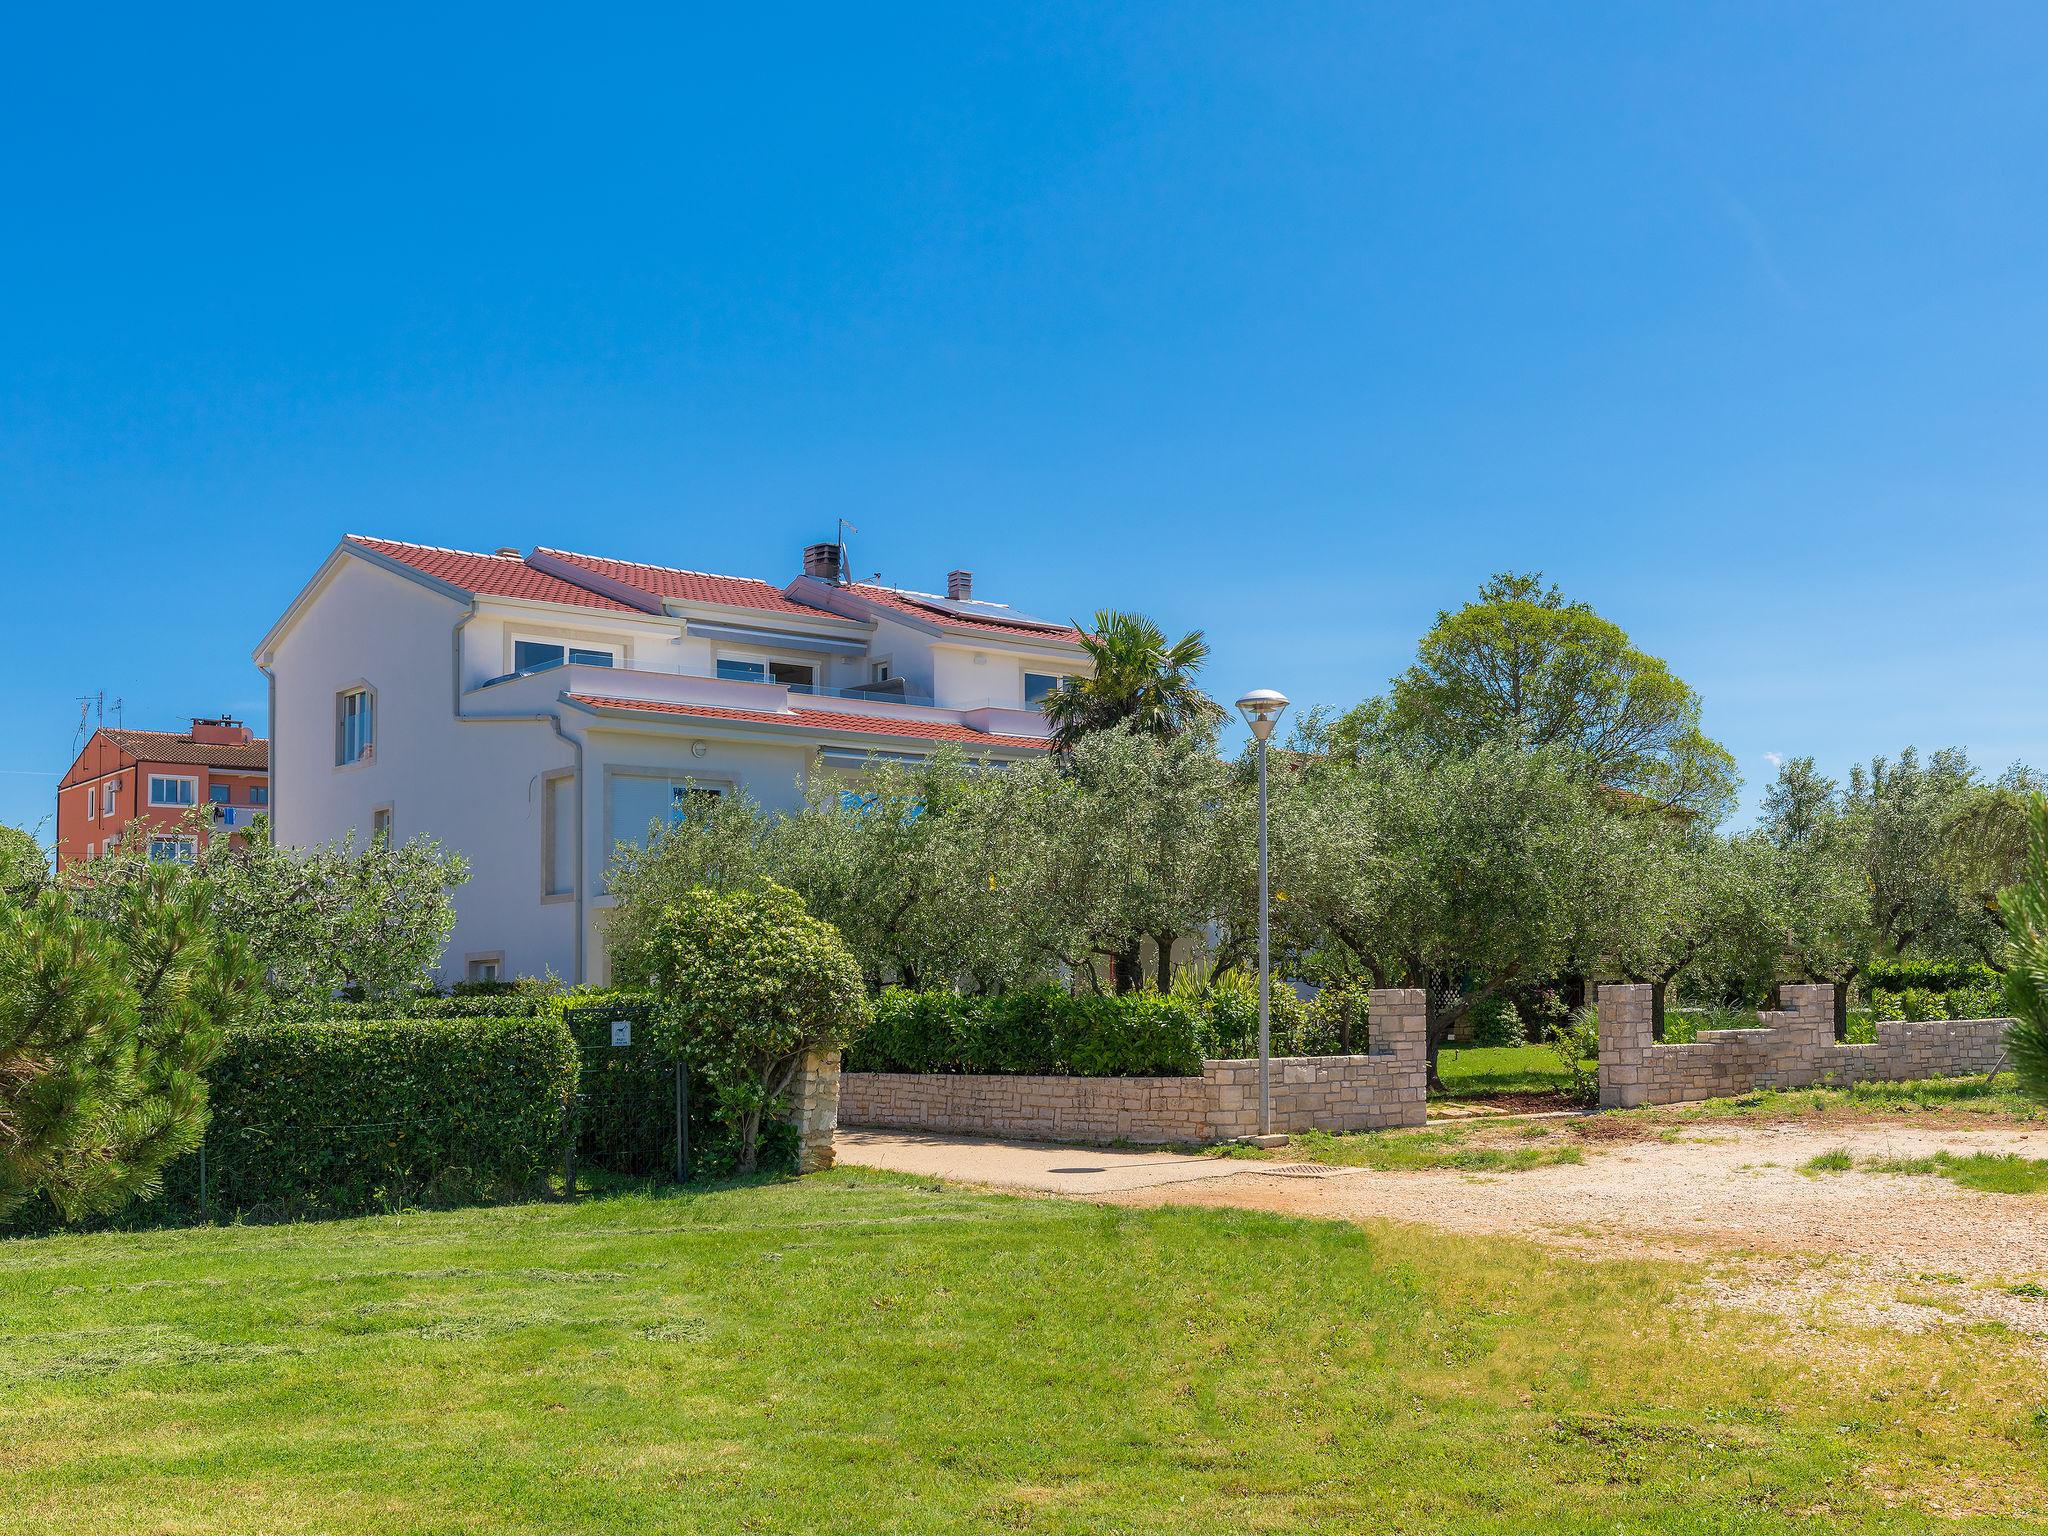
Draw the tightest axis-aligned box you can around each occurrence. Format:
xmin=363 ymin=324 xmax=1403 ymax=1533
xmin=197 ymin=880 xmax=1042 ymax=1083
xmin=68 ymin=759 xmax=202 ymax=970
xmin=1862 ymin=960 xmax=2000 ymax=995
xmin=175 ymin=1015 xmax=576 ymax=1222
xmin=263 ymin=993 xmax=561 ymax=1021
xmin=554 ymin=992 xmax=796 ymax=1178
xmin=849 ymin=987 xmax=1206 ymax=1077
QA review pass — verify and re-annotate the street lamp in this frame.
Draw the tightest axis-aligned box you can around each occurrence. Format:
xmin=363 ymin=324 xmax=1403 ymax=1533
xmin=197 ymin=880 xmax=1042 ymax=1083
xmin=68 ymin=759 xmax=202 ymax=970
xmin=1235 ymin=688 xmax=1289 ymax=1139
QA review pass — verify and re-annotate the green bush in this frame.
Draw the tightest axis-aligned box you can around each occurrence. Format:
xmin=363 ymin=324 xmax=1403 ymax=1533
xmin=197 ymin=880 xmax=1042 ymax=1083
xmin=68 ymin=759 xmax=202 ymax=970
xmin=1470 ymin=996 xmax=1526 ymax=1048
xmin=850 ymin=986 xmax=1205 ymax=1077
xmin=553 ymin=992 xmax=797 ymax=1180
xmin=175 ymin=1015 xmax=576 ymax=1221
xmin=1863 ymin=960 xmax=2000 ymax=995
xmin=261 ymin=992 xmax=561 ymax=1022
xmin=1868 ymin=982 xmax=2011 ymax=1023
xmin=1305 ymin=981 xmax=1372 ymax=1054
xmin=1185 ymin=970 xmax=1345 ymax=1059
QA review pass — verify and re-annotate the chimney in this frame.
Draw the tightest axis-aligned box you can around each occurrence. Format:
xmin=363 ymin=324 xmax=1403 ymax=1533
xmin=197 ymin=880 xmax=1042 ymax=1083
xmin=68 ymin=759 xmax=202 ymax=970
xmin=493 ymin=546 xmax=520 ymax=558
xmin=190 ymin=715 xmax=252 ymax=746
xmin=803 ymin=542 xmax=843 ymax=583
xmin=947 ymin=569 xmax=973 ymax=601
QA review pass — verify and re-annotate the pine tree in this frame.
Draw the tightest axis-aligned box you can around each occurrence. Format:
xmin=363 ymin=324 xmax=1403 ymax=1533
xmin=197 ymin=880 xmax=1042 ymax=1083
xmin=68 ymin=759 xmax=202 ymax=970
xmin=1 ymin=868 xmax=256 ymax=1222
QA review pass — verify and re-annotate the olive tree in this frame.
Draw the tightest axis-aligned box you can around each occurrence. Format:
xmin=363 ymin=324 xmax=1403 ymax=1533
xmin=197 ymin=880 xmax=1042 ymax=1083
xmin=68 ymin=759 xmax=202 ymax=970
xmin=613 ymin=883 xmax=869 ymax=1172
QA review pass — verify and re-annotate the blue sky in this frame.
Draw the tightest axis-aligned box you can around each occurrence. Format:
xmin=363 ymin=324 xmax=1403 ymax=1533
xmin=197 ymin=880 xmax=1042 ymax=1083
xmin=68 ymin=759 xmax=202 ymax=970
xmin=5 ymin=4 xmax=2046 ymax=837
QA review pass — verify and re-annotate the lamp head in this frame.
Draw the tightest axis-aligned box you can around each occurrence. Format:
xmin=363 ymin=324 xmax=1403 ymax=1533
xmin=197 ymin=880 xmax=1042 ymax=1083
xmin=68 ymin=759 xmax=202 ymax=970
xmin=1234 ymin=688 xmax=1290 ymax=743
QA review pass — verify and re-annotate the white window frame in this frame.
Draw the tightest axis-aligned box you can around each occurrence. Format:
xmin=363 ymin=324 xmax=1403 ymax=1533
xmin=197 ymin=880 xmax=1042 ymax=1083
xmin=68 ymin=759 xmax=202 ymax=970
xmin=370 ymin=803 xmax=394 ymax=846
xmin=510 ymin=632 xmax=621 ymax=675
xmin=336 ymin=683 xmax=376 ymax=767
xmin=103 ymin=779 xmax=119 ymax=819
xmin=85 ymin=786 xmax=95 ymax=819
xmin=149 ymin=774 xmax=198 ymax=808
xmin=870 ymin=659 xmax=892 ymax=684
xmin=465 ymin=953 xmax=505 ymax=984
xmin=715 ymin=651 xmax=817 ymax=689
xmin=147 ymin=835 xmax=198 ymax=864
xmin=541 ymin=770 xmax=576 ymax=901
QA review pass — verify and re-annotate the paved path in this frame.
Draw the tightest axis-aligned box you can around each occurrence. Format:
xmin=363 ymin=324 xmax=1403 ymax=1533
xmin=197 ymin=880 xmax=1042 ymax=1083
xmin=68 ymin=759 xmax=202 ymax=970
xmin=834 ymin=1128 xmax=1280 ymax=1195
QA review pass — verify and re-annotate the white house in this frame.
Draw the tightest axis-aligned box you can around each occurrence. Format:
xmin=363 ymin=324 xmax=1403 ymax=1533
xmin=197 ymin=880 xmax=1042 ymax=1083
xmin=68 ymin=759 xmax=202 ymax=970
xmin=254 ymin=536 xmax=1088 ymax=986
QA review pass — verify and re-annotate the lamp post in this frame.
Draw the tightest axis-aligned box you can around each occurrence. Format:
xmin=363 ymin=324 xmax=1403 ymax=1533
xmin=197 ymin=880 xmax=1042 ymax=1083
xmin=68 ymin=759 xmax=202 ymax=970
xmin=1234 ymin=688 xmax=1289 ymax=1138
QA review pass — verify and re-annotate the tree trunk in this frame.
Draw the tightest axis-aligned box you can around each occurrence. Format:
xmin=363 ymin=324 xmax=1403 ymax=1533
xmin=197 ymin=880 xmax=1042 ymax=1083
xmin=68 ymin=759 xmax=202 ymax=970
xmin=1112 ymin=942 xmax=1143 ymax=995
xmin=1152 ymin=933 xmax=1177 ymax=993
xmin=1833 ymin=971 xmax=1854 ymax=1042
xmin=737 ymin=1106 xmax=761 ymax=1174
xmin=1651 ymin=978 xmax=1668 ymax=1042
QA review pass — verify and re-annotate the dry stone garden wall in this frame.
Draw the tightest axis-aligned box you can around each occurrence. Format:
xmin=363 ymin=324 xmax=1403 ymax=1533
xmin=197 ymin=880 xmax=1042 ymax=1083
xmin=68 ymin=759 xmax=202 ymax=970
xmin=1597 ymin=982 xmax=2010 ymax=1109
xmin=839 ymin=988 xmax=1429 ymax=1145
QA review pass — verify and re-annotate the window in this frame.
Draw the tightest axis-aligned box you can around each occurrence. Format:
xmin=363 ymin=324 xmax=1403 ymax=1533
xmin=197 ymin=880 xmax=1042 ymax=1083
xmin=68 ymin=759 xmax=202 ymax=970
xmin=85 ymin=842 xmax=94 ymax=861
xmin=85 ymin=787 xmax=95 ymax=819
xmin=542 ymin=773 xmax=575 ymax=897
xmin=208 ymin=783 xmax=231 ymax=805
xmin=1023 ymin=672 xmax=1064 ymax=706
xmin=514 ymin=639 xmax=616 ymax=673
xmin=466 ymin=956 xmax=503 ymax=984
xmin=148 ymin=836 xmax=197 ymax=864
xmin=871 ymin=662 xmax=891 ymax=684
xmin=103 ymin=780 xmax=118 ymax=818
xmin=717 ymin=655 xmax=814 ymax=688
xmin=149 ymin=775 xmax=197 ymax=807
xmin=249 ymin=785 xmax=268 ymax=806
xmin=337 ymin=687 xmax=374 ymax=765
xmin=370 ymin=805 xmax=393 ymax=845
xmin=609 ymin=774 xmax=723 ymax=852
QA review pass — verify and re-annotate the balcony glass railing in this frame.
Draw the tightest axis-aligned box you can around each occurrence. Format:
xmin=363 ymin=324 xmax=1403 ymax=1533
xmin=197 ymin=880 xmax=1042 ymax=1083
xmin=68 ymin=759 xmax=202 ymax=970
xmin=786 ymin=681 xmax=936 ymax=707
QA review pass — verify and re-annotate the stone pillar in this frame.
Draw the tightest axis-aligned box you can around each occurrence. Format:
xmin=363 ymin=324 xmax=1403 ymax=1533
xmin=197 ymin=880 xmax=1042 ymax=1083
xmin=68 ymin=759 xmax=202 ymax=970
xmin=787 ymin=1048 xmax=842 ymax=1174
xmin=1365 ymin=989 xmax=1427 ymax=1062
xmin=1763 ymin=984 xmax=1833 ymax=1086
xmin=1597 ymin=983 xmax=1654 ymax=1109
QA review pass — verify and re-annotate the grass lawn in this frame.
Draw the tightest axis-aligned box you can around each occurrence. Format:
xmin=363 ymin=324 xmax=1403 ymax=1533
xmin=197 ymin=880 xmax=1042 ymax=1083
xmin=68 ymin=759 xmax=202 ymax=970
xmin=6 ymin=1174 xmax=2048 ymax=1532
xmin=1290 ymin=1124 xmax=1585 ymax=1173
xmin=1432 ymin=1041 xmax=1577 ymax=1100
xmin=1804 ymin=1147 xmax=2048 ymax=1195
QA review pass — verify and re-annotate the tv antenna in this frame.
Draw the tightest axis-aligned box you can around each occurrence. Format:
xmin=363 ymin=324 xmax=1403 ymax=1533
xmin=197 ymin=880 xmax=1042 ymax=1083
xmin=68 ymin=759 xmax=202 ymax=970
xmin=835 ymin=517 xmax=858 ymax=586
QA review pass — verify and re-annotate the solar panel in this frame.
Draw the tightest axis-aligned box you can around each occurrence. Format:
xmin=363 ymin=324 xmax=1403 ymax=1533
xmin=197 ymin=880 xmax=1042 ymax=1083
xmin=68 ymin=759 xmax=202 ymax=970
xmin=903 ymin=594 xmax=1069 ymax=630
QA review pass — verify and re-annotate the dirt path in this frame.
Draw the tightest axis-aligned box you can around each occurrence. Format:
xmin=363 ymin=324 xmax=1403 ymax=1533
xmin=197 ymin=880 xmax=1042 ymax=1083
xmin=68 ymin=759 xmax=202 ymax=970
xmin=1102 ymin=1120 xmax=2048 ymax=1339
xmin=839 ymin=1119 xmax=2048 ymax=1341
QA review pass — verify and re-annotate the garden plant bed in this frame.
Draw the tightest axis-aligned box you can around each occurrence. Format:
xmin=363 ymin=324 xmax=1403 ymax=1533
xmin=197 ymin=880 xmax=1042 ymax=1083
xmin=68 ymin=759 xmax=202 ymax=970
xmin=9 ymin=1169 xmax=2048 ymax=1531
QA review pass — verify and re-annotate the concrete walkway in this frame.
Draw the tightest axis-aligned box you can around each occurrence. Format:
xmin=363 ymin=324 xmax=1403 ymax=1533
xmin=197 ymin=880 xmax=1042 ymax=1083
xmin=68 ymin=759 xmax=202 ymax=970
xmin=834 ymin=1128 xmax=1283 ymax=1196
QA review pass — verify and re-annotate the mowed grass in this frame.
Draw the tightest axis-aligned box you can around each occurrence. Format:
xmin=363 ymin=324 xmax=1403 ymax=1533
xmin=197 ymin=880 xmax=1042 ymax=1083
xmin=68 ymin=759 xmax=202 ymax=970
xmin=1433 ymin=1042 xmax=1576 ymax=1100
xmin=1633 ymin=1072 xmax=2043 ymax=1128
xmin=6 ymin=1173 xmax=2048 ymax=1534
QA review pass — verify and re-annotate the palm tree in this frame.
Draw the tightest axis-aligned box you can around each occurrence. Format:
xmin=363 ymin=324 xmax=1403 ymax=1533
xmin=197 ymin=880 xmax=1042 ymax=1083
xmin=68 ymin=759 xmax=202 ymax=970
xmin=1043 ymin=610 xmax=1224 ymax=752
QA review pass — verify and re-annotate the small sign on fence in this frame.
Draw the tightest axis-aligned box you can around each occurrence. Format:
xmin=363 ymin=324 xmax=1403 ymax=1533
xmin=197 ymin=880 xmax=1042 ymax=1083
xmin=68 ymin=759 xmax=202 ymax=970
xmin=610 ymin=1019 xmax=632 ymax=1048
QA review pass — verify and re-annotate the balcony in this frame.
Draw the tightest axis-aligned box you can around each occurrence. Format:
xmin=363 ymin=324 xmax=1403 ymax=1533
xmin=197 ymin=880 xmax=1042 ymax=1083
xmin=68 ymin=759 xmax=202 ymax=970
xmin=466 ymin=662 xmax=1053 ymax=744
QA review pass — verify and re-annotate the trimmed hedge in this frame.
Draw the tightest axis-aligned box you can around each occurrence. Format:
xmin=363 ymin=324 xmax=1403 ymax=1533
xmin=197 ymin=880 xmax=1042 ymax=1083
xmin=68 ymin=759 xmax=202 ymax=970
xmin=263 ymin=993 xmax=560 ymax=1021
xmin=1863 ymin=960 xmax=2000 ymax=995
xmin=849 ymin=987 xmax=1206 ymax=1077
xmin=175 ymin=1015 xmax=576 ymax=1221
xmin=555 ymin=992 xmax=796 ymax=1178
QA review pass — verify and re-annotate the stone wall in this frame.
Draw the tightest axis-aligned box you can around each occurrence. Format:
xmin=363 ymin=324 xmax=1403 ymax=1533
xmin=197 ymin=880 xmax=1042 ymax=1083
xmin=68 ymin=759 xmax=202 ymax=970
xmin=839 ymin=988 xmax=1429 ymax=1145
xmin=1597 ymin=983 xmax=2011 ymax=1109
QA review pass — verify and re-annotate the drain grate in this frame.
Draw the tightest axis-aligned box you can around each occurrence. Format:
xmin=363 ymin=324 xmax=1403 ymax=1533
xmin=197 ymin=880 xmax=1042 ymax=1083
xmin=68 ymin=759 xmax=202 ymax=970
xmin=1255 ymin=1162 xmax=1355 ymax=1179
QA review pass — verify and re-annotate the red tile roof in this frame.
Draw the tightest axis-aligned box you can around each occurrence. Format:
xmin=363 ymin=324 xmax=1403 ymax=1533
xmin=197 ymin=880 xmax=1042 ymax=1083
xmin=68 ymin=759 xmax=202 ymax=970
xmin=346 ymin=536 xmax=642 ymax=612
xmin=533 ymin=548 xmax=820 ymax=617
xmin=845 ymin=583 xmax=1084 ymax=642
xmin=100 ymin=728 xmax=271 ymax=770
xmin=568 ymin=695 xmax=1049 ymax=751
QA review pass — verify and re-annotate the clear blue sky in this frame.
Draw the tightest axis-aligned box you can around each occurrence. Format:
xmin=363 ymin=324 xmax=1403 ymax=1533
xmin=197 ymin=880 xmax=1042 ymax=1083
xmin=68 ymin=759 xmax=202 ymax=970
xmin=5 ymin=4 xmax=2045 ymax=838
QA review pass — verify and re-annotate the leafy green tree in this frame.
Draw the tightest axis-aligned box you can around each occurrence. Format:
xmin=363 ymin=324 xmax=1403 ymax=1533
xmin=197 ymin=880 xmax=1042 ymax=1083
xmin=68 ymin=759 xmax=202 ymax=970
xmin=615 ymin=883 xmax=870 ymax=1172
xmin=2 ymin=867 xmax=257 ymax=1221
xmin=1300 ymin=744 xmax=1600 ymax=1085
xmin=1939 ymin=765 xmax=2046 ymax=932
xmin=1043 ymin=610 xmax=1223 ymax=750
xmin=79 ymin=814 xmax=467 ymax=1004
xmin=602 ymin=786 xmax=782 ymax=974
xmin=1039 ymin=725 xmax=1252 ymax=991
xmin=0 ymin=824 xmax=47 ymax=895
xmin=1597 ymin=824 xmax=1781 ymax=1035
xmin=2000 ymin=795 xmax=2048 ymax=1100
xmin=1341 ymin=572 xmax=1738 ymax=819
